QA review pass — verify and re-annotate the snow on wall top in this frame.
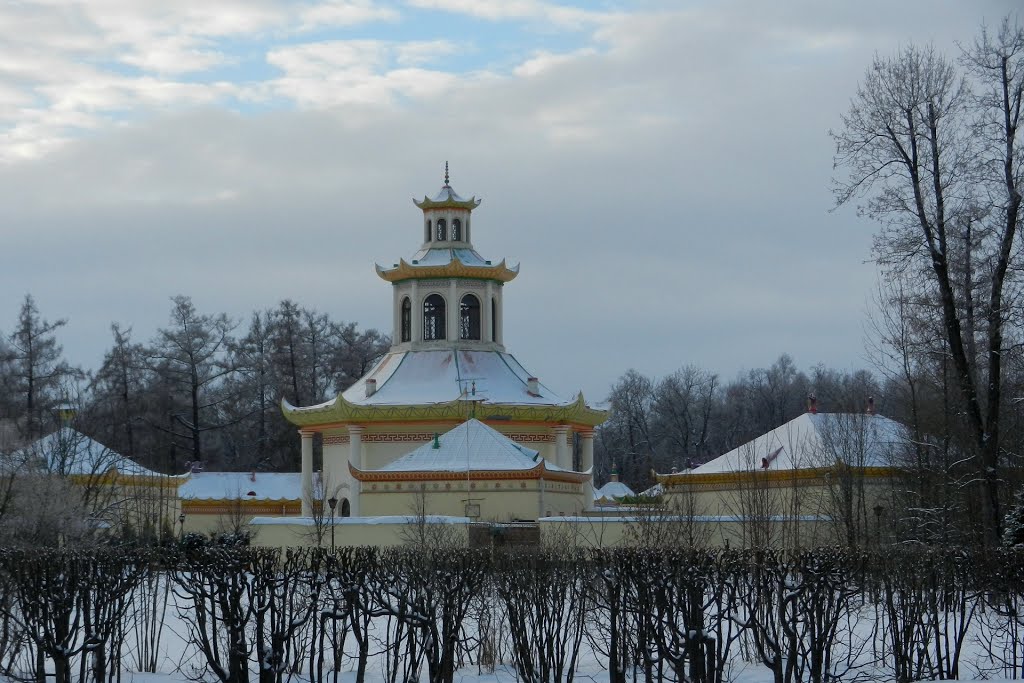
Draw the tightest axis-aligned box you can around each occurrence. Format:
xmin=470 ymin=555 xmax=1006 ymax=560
xmin=17 ymin=427 xmax=165 ymax=477
xmin=595 ymin=480 xmax=636 ymax=500
xmin=180 ymin=472 xmax=302 ymax=501
xmin=373 ymin=418 xmax=547 ymax=472
xmin=691 ymin=413 xmax=909 ymax=474
xmin=339 ymin=349 xmax=573 ymax=407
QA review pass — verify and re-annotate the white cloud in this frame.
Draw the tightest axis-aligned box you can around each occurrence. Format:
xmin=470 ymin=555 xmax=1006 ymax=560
xmin=263 ymin=40 xmax=465 ymax=107
xmin=298 ymin=0 xmax=399 ymax=30
xmin=395 ymin=40 xmax=458 ymax=67
xmin=0 ymin=0 xmax=404 ymax=160
xmin=404 ymin=0 xmax=607 ymax=29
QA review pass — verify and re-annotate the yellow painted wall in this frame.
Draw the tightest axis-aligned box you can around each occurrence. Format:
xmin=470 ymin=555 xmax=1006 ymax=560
xmin=358 ymin=478 xmax=588 ymax=521
xmin=539 ymin=516 xmax=837 ymax=549
xmin=181 ymin=500 xmax=300 ymax=535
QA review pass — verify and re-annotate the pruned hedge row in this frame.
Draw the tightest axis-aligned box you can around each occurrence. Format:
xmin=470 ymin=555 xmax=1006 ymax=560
xmin=0 ymin=546 xmax=1022 ymax=683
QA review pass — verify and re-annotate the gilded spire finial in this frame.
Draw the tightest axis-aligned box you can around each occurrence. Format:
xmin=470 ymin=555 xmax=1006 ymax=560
xmin=444 ymin=161 xmax=449 ymax=186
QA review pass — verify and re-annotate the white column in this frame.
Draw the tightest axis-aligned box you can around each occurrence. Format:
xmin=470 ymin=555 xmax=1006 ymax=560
xmin=483 ymin=281 xmax=493 ymax=343
xmin=300 ymin=430 xmax=314 ymax=516
xmin=392 ymin=286 xmax=400 ymax=342
xmin=580 ymin=429 xmax=595 ymax=510
xmin=348 ymin=425 xmax=364 ymax=517
xmin=411 ymin=281 xmax=420 ymax=342
xmin=580 ymin=430 xmax=594 ymax=472
xmin=448 ymin=279 xmax=458 ymax=341
xmin=553 ymin=425 xmax=570 ymax=470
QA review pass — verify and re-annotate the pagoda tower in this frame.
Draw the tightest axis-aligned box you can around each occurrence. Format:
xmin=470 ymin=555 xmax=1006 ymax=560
xmin=282 ymin=168 xmax=606 ymax=520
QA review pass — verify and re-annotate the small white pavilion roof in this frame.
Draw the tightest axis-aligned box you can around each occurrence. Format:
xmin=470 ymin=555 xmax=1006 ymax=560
xmin=180 ymin=472 xmax=302 ymax=501
xmin=691 ymin=412 xmax=908 ymax=474
xmin=595 ymin=480 xmax=635 ymax=500
xmin=375 ymin=418 xmax=552 ymax=472
xmin=17 ymin=428 xmax=164 ymax=477
xmin=408 ymin=246 xmax=492 ymax=267
xmin=337 ymin=349 xmax=573 ymax=408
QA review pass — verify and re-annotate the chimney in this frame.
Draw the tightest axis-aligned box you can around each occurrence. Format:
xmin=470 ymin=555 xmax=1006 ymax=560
xmin=866 ymin=395 xmax=875 ymax=415
xmin=365 ymin=378 xmax=377 ymax=398
xmin=527 ymin=377 xmax=540 ymax=396
xmin=807 ymin=393 xmax=818 ymax=414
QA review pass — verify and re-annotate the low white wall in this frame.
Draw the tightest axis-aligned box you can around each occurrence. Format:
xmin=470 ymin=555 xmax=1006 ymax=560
xmin=538 ymin=515 xmax=836 ymax=549
xmin=247 ymin=515 xmax=471 ymax=547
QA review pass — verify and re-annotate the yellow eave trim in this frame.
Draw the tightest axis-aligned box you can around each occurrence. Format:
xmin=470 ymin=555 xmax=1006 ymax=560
xmin=376 ymin=258 xmax=519 ymax=283
xmin=282 ymin=393 xmax=608 ymax=428
xmin=350 ymin=460 xmax=589 ymax=484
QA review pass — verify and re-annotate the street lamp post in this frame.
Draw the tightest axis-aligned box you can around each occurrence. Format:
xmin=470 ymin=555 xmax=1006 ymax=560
xmin=327 ymin=497 xmax=338 ymax=551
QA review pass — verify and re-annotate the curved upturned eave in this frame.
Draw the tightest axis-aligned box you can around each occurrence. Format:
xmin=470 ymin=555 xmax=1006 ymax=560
xmin=376 ymin=258 xmax=519 ymax=283
xmin=413 ymin=196 xmax=481 ymax=210
xmin=349 ymin=460 xmax=590 ymax=484
xmin=281 ymin=393 xmax=607 ymax=428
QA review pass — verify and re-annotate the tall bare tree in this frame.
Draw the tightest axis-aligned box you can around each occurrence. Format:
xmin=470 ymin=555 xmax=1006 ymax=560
xmin=833 ymin=20 xmax=1024 ymax=543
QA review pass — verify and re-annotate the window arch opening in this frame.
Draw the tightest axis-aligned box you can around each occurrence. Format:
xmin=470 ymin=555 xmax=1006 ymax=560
xmin=341 ymin=498 xmax=351 ymax=517
xmin=425 ymin=220 xmax=432 ymax=242
xmin=460 ymin=294 xmax=480 ymax=340
xmin=400 ymin=297 xmax=411 ymax=342
xmin=423 ymin=294 xmax=446 ymax=340
xmin=436 ymin=218 xmax=447 ymax=241
xmin=451 ymin=218 xmax=462 ymax=241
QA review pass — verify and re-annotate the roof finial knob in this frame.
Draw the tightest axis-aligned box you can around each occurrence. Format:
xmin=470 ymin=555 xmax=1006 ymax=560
xmin=444 ymin=161 xmax=449 ymax=186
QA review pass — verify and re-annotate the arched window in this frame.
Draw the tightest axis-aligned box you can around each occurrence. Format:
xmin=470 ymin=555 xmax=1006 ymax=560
xmin=451 ymin=218 xmax=462 ymax=241
xmin=423 ymin=294 xmax=446 ymax=340
xmin=460 ymin=294 xmax=480 ymax=340
xmin=425 ymin=220 xmax=432 ymax=242
xmin=436 ymin=218 xmax=447 ymax=241
xmin=341 ymin=499 xmax=351 ymax=517
xmin=400 ymin=297 xmax=411 ymax=342
xmin=491 ymin=297 xmax=497 ymax=342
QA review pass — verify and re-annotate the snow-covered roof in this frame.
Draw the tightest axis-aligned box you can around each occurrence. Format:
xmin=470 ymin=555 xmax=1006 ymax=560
xmin=413 ymin=183 xmax=481 ymax=210
xmin=18 ymin=428 xmax=164 ymax=477
xmin=180 ymin=472 xmax=302 ymax=501
xmin=337 ymin=349 xmax=573 ymax=408
xmin=595 ymin=480 xmax=636 ymax=500
xmin=408 ymin=247 xmax=491 ymax=267
xmin=371 ymin=418 xmax=563 ymax=473
xmin=690 ymin=413 xmax=908 ymax=474
xmin=640 ymin=483 xmax=664 ymax=497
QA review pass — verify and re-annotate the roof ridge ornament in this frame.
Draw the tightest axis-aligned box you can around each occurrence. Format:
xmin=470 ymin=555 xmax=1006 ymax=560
xmin=444 ymin=161 xmax=449 ymax=187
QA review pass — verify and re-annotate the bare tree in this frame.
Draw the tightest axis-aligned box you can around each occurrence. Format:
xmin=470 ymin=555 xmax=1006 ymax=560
xmin=833 ymin=19 xmax=1024 ymax=543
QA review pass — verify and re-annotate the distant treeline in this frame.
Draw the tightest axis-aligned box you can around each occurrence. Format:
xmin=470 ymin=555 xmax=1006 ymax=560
xmin=0 ymin=294 xmax=389 ymax=472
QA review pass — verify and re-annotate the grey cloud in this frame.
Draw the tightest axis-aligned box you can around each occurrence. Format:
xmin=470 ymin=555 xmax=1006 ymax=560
xmin=0 ymin=1 xmax=1014 ymax=401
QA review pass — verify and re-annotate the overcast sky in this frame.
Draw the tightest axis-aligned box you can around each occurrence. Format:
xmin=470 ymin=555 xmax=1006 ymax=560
xmin=0 ymin=0 xmax=1017 ymax=403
